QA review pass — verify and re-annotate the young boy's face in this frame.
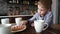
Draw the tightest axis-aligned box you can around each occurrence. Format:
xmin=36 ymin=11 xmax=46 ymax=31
xmin=38 ymin=3 xmax=48 ymax=16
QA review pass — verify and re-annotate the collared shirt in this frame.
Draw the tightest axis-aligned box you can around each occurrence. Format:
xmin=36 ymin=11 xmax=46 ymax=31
xmin=29 ymin=11 xmax=53 ymax=26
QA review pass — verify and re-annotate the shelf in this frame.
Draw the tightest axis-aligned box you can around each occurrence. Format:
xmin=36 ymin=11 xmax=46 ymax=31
xmin=0 ymin=0 xmax=38 ymax=16
xmin=0 ymin=15 xmax=33 ymax=18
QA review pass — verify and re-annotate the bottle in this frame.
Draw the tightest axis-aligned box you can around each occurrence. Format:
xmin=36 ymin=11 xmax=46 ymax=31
xmin=17 ymin=0 xmax=19 ymax=4
xmin=31 ymin=10 xmax=34 ymax=15
xmin=8 ymin=10 xmax=13 ymax=16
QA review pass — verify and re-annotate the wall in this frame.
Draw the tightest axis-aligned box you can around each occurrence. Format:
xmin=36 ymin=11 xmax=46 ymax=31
xmin=52 ymin=0 xmax=58 ymax=24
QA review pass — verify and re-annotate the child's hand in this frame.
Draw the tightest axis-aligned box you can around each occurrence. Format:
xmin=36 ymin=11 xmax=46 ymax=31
xmin=20 ymin=20 xmax=27 ymax=26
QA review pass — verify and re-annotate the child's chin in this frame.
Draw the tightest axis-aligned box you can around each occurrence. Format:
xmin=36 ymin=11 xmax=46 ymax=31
xmin=40 ymin=14 xmax=45 ymax=16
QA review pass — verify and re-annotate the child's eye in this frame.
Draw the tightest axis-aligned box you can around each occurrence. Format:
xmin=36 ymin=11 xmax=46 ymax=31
xmin=38 ymin=8 xmax=46 ymax=11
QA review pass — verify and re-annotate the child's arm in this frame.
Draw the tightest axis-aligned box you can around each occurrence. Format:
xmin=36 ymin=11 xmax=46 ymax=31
xmin=45 ymin=12 xmax=53 ymax=27
xmin=20 ymin=13 xmax=38 ymax=25
xmin=28 ymin=13 xmax=38 ymax=23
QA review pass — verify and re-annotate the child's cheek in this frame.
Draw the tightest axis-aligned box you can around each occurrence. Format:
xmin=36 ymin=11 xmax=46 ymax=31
xmin=38 ymin=10 xmax=41 ymax=13
xmin=40 ymin=11 xmax=45 ymax=15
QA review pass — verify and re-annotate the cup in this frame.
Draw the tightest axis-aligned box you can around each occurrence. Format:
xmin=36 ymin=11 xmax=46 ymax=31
xmin=34 ymin=20 xmax=48 ymax=33
xmin=1 ymin=18 xmax=10 ymax=24
xmin=0 ymin=24 xmax=12 ymax=34
xmin=15 ymin=18 xmax=22 ymax=26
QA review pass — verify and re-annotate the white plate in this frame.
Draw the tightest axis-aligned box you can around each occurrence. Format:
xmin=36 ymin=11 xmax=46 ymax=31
xmin=11 ymin=23 xmax=26 ymax=33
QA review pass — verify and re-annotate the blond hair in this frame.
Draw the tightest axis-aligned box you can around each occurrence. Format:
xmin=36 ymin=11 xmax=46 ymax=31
xmin=38 ymin=0 xmax=52 ymax=9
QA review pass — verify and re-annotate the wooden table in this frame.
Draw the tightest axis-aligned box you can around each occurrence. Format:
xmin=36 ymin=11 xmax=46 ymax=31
xmin=12 ymin=23 xmax=60 ymax=34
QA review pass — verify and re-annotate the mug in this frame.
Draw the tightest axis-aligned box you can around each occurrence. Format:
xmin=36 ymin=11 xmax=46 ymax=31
xmin=15 ymin=18 xmax=22 ymax=26
xmin=34 ymin=20 xmax=48 ymax=33
xmin=1 ymin=18 xmax=10 ymax=24
xmin=0 ymin=24 xmax=12 ymax=34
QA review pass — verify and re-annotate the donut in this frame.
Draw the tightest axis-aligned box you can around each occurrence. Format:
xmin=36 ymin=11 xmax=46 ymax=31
xmin=11 ymin=25 xmax=25 ymax=31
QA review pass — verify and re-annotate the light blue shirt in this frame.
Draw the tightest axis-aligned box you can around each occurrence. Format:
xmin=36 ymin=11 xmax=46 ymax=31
xmin=29 ymin=11 xmax=53 ymax=26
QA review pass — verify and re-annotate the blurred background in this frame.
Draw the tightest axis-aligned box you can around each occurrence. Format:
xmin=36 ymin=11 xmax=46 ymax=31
xmin=0 ymin=0 xmax=59 ymax=24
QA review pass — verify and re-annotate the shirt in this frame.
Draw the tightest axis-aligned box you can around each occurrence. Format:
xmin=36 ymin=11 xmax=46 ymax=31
xmin=29 ymin=11 xmax=53 ymax=26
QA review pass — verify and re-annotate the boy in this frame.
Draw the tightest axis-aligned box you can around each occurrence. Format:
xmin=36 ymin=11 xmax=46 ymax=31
xmin=21 ymin=0 xmax=53 ymax=27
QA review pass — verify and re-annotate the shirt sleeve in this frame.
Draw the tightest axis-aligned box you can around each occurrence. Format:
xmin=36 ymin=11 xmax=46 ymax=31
xmin=45 ymin=12 xmax=53 ymax=27
xmin=28 ymin=13 xmax=38 ymax=23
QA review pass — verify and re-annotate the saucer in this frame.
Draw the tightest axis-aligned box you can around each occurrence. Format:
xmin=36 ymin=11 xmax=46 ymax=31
xmin=11 ymin=23 xmax=26 ymax=33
